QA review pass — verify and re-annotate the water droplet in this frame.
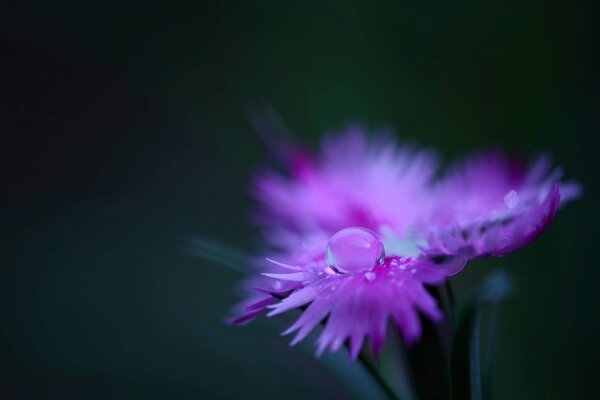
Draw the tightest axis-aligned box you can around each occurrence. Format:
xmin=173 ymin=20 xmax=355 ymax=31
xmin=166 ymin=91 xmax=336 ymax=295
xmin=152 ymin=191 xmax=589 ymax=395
xmin=325 ymin=227 xmax=385 ymax=274
xmin=504 ymin=190 xmax=519 ymax=209
xmin=364 ymin=271 xmax=376 ymax=282
xmin=272 ymin=281 xmax=282 ymax=290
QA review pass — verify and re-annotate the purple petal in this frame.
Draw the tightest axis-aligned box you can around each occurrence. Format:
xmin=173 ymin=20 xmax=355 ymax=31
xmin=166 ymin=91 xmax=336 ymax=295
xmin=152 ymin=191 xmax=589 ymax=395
xmin=267 ymin=286 xmax=319 ymax=316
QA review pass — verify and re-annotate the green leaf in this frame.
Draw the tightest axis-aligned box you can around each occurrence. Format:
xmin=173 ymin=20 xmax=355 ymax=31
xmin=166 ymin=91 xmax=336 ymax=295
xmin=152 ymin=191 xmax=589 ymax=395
xmin=451 ymin=270 xmax=510 ymax=400
xmin=358 ymin=350 xmax=402 ymax=400
xmin=295 ymin=342 xmax=391 ymax=400
xmin=379 ymin=328 xmax=418 ymax=400
xmin=184 ymin=237 xmax=248 ymax=273
xmin=406 ymin=285 xmax=453 ymax=400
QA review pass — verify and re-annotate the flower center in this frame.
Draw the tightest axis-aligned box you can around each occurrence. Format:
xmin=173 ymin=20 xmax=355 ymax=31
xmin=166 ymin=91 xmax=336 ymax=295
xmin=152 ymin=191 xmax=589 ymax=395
xmin=325 ymin=227 xmax=385 ymax=273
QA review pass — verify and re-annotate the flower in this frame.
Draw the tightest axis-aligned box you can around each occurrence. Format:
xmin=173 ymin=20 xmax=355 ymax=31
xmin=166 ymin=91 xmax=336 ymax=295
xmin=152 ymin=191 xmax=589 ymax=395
xmin=230 ymin=125 xmax=580 ymax=359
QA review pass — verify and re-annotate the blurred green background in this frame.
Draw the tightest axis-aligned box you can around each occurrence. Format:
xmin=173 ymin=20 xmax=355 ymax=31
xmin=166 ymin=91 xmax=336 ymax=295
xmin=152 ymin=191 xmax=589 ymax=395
xmin=1 ymin=1 xmax=597 ymax=398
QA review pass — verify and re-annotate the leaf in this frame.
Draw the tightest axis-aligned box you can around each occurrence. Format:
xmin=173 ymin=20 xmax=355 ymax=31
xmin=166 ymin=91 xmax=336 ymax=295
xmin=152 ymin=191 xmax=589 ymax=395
xmin=184 ymin=237 xmax=248 ymax=273
xmin=379 ymin=328 xmax=418 ymax=400
xmin=315 ymin=348 xmax=390 ymax=400
xmin=451 ymin=270 xmax=510 ymax=400
xmin=406 ymin=285 xmax=453 ymax=400
xmin=358 ymin=350 xmax=403 ymax=400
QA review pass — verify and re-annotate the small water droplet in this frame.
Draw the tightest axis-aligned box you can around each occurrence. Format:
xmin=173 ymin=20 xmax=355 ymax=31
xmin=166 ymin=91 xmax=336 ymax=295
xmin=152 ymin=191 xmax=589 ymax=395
xmin=504 ymin=190 xmax=519 ymax=209
xmin=411 ymin=268 xmax=417 ymax=274
xmin=364 ymin=271 xmax=376 ymax=282
xmin=325 ymin=227 xmax=384 ymax=274
xmin=272 ymin=281 xmax=282 ymax=290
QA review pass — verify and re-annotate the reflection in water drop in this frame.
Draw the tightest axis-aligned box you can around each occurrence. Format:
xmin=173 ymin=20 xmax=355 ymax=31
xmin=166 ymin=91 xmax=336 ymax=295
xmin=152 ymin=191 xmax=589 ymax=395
xmin=325 ymin=227 xmax=384 ymax=274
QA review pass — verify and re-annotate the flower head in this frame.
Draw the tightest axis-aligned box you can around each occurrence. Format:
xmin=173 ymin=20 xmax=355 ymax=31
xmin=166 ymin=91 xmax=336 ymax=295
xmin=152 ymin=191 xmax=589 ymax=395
xmin=231 ymin=125 xmax=579 ymax=358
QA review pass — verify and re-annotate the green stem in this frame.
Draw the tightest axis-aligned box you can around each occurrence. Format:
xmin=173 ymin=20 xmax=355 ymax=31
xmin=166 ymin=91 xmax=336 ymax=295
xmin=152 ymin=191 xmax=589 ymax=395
xmin=483 ymin=302 xmax=500 ymax=399
xmin=445 ymin=281 xmax=456 ymax=314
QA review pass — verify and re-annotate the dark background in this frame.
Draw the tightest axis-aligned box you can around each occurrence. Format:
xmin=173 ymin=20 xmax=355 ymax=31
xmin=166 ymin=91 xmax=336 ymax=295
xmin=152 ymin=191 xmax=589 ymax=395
xmin=1 ymin=1 xmax=597 ymax=398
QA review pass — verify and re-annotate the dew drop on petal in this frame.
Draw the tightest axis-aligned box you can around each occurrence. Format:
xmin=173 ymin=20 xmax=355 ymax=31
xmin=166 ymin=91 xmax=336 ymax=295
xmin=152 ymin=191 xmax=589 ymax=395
xmin=325 ymin=227 xmax=385 ymax=274
xmin=364 ymin=271 xmax=376 ymax=282
xmin=504 ymin=190 xmax=519 ymax=209
xmin=272 ymin=281 xmax=282 ymax=290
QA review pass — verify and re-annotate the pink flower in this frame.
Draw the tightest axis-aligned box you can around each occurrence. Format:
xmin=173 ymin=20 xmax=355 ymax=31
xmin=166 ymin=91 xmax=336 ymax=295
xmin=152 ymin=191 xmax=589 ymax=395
xmin=231 ymin=125 xmax=579 ymax=358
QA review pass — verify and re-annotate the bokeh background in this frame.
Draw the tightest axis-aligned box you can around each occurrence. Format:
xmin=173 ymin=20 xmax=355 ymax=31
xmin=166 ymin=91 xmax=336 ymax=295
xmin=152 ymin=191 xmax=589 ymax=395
xmin=1 ymin=1 xmax=597 ymax=398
